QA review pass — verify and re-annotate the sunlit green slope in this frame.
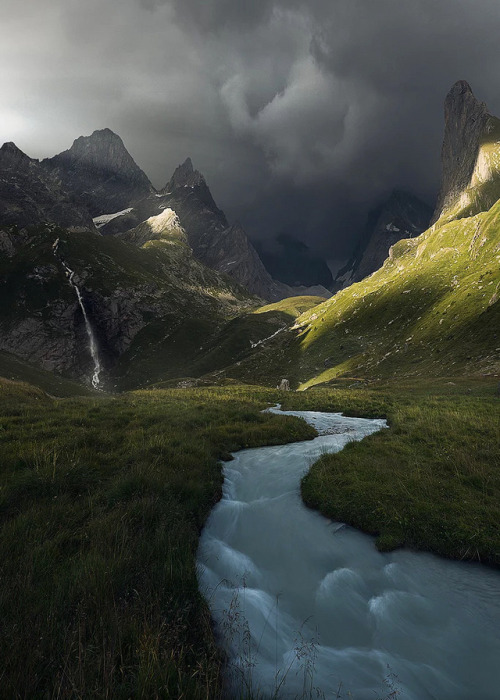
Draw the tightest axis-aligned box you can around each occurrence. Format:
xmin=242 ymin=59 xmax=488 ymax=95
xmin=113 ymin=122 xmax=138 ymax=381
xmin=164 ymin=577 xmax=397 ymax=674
xmin=291 ymin=199 xmax=500 ymax=388
xmin=438 ymin=115 xmax=500 ymax=225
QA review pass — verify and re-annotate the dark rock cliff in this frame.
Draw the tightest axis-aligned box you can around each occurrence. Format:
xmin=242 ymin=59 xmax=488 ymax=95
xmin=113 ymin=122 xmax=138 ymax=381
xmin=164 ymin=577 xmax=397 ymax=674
xmin=0 ymin=142 xmax=95 ymax=232
xmin=432 ymin=81 xmax=490 ymax=222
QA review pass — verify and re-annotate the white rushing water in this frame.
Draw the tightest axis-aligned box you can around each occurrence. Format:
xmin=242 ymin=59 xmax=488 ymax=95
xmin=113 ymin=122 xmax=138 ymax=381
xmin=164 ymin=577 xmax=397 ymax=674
xmin=53 ymin=239 xmax=102 ymax=389
xmin=197 ymin=407 xmax=500 ymax=700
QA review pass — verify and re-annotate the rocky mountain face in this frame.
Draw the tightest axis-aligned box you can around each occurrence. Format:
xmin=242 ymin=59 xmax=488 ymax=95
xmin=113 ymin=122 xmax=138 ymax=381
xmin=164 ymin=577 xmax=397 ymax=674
xmin=43 ymin=128 xmax=153 ymax=216
xmin=97 ymin=156 xmax=298 ymax=300
xmin=334 ymin=190 xmax=432 ymax=290
xmin=1 ymin=127 xmax=327 ymax=302
xmin=432 ymin=81 xmax=490 ymax=222
xmin=254 ymin=233 xmax=333 ymax=288
xmin=0 ymin=224 xmax=255 ymax=389
xmin=432 ymin=81 xmax=500 ymax=225
xmin=157 ymin=159 xmax=294 ymax=300
xmin=0 ymin=142 xmax=95 ymax=232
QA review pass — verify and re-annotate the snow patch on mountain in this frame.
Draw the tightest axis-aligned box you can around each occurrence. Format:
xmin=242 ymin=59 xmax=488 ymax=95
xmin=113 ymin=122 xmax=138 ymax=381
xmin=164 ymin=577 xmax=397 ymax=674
xmin=93 ymin=208 xmax=133 ymax=228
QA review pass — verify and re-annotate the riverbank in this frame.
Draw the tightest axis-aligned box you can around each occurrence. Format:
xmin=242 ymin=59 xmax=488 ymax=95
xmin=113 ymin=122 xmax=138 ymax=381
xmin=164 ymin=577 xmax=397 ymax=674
xmin=197 ymin=405 xmax=500 ymax=700
xmin=2 ymin=376 xmax=498 ymax=698
xmin=0 ymin=380 xmax=315 ymax=699
xmin=282 ymin=378 xmax=500 ymax=566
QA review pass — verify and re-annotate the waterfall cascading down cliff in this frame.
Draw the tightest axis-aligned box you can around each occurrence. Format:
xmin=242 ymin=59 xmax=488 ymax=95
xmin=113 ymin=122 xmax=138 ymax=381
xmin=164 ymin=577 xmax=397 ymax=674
xmin=52 ymin=239 xmax=102 ymax=389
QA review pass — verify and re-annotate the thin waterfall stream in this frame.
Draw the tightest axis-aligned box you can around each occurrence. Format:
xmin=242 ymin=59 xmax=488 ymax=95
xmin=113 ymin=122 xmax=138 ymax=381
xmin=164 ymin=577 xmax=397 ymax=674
xmin=197 ymin=406 xmax=500 ymax=700
xmin=53 ymin=238 xmax=102 ymax=389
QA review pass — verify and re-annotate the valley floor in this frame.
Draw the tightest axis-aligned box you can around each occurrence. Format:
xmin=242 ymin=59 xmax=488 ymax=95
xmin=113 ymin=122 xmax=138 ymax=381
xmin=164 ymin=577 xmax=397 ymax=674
xmin=1 ymin=376 xmax=499 ymax=698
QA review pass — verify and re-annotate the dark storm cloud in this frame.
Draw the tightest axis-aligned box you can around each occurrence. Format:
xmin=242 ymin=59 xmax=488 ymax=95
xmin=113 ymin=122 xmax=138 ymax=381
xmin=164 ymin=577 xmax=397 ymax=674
xmin=2 ymin=0 xmax=500 ymax=262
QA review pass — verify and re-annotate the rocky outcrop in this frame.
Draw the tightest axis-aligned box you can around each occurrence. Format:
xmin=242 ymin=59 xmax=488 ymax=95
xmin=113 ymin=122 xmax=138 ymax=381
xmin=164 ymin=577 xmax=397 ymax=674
xmin=120 ymin=208 xmax=187 ymax=247
xmin=102 ymin=157 xmax=293 ymax=300
xmin=189 ymin=221 xmax=291 ymax=300
xmin=432 ymin=81 xmax=489 ymax=221
xmin=0 ymin=142 xmax=96 ymax=232
xmin=334 ymin=190 xmax=431 ymax=290
xmin=0 ymin=225 xmax=255 ymax=388
xmin=432 ymin=81 xmax=496 ymax=223
xmin=277 ymin=379 xmax=290 ymax=391
xmin=43 ymin=128 xmax=153 ymax=217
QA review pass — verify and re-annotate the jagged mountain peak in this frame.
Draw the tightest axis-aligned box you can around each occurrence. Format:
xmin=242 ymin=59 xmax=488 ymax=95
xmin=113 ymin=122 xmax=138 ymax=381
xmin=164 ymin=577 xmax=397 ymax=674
xmin=0 ymin=141 xmax=35 ymax=171
xmin=90 ymin=127 xmax=120 ymax=138
xmin=443 ymin=81 xmax=489 ymax=131
xmin=447 ymin=79 xmax=475 ymax=98
xmin=1 ymin=141 xmax=25 ymax=153
xmin=53 ymin=128 xmax=149 ymax=177
xmin=432 ymin=80 xmax=493 ymax=222
xmin=67 ymin=128 xmax=132 ymax=157
xmin=0 ymin=143 xmax=96 ymax=232
xmin=163 ymin=157 xmax=206 ymax=192
xmin=43 ymin=129 xmax=153 ymax=216
xmin=445 ymin=80 xmax=480 ymax=104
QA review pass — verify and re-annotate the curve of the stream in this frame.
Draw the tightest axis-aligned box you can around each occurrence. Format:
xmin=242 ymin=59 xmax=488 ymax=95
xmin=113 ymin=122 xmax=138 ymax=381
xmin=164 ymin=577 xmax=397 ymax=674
xmin=196 ymin=407 xmax=500 ymax=699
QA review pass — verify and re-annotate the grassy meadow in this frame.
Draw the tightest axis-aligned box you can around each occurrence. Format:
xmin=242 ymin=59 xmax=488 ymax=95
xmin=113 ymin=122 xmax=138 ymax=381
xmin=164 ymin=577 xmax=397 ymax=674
xmin=1 ymin=375 xmax=499 ymax=698
xmin=282 ymin=378 xmax=500 ymax=566
xmin=0 ymin=380 xmax=314 ymax=699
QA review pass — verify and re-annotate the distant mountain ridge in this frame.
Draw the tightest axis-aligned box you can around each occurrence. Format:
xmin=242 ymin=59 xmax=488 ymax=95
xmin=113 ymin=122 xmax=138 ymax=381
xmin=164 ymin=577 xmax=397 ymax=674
xmin=0 ymin=129 xmax=326 ymax=301
xmin=334 ymin=190 xmax=432 ymax=290
xmin=0 ymin=80 xmax=498 ymax=391
xmin=214 ymin=81 xmax=500 ymax=388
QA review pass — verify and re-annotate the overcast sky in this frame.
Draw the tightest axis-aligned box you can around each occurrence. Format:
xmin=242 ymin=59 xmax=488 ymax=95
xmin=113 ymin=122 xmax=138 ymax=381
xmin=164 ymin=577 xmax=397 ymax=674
xmin=2 ymin=0 xmax=500 ymax=263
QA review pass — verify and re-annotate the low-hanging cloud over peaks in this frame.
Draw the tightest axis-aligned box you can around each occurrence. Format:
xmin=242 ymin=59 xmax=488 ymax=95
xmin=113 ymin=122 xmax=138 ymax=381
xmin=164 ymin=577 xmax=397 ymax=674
xmin=2 ymin=0 xmax=500 ymax=260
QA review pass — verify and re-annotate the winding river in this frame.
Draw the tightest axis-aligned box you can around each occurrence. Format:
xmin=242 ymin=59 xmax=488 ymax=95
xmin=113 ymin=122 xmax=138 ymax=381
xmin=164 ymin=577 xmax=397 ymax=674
xmin=197 ymin=407 xmax=500 ymax=699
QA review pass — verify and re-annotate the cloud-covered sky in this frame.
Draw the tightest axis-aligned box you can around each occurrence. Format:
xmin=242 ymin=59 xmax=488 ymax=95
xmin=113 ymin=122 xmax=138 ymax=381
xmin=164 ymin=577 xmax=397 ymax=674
xmin=2 ymin=0 xmax=500 ymax=263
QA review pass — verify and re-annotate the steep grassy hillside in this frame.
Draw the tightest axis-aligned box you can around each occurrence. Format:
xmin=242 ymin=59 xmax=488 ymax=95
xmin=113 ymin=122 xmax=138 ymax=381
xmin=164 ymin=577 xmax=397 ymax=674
xmin=254 ymin=296 xmax=325 ymax=318
xmin=142 ymin=295 xmax=324 ymax=391
xmin=290 ymin=197 xmax=500 ymax=388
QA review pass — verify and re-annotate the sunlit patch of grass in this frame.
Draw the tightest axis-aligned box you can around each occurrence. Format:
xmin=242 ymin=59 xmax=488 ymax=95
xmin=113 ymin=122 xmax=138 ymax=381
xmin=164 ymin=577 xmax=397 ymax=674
xmin=253 ymin=296 xmax=325 ymax=318
xmin=272 ymin=197 xmax=500 ymax=387
xmin=291 ymin=381 xmax=500 ymax=566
